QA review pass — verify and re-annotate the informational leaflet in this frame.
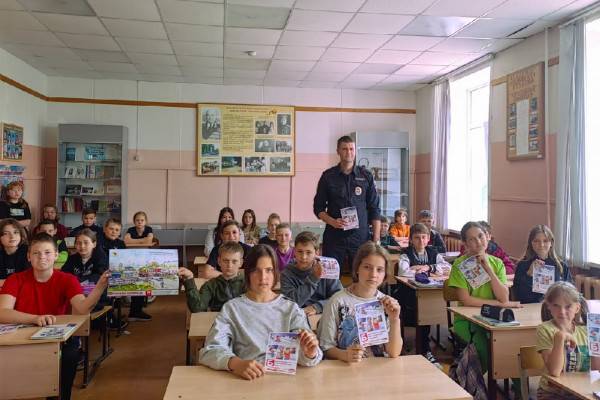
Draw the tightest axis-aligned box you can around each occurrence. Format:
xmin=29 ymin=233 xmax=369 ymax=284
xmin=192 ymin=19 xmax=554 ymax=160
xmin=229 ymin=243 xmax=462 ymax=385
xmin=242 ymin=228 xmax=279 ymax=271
xmin=0 ymin=324 xmax=20 ymax=335
xmin=318 ymin=257 xmax=340 ymax=279
xmin=587 ymin=300 xmax=600 ymax=357
xmin=264 ymin=332 xmax=300 ymax=375
xmin=80 ymin=281 xmax=96 ymax=296
xmin=354 ymin=300 xmax=388 ymax=347
xmin=340 ymin=206 xmax=359 ymax=231
xmin=457 ymin=256 xmax=490 ymax=290
xmin=31 ymin=323 xmax=78 ymax=340
xmin=532 ymin=264 xmax=555 ymax=294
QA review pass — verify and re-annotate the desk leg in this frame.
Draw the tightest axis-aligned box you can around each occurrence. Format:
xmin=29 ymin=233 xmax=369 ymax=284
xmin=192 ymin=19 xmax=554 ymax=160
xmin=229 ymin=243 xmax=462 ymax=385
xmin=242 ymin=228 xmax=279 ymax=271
xmin=82 ymin=336 xmax=90 ymax=387
xmin=186 ymin=333 xmax=191 ymax=366
xmin=116 ymin=298 xmax=123 ymax=337
xmin=488 ymin=331 xmax=497 ymax=400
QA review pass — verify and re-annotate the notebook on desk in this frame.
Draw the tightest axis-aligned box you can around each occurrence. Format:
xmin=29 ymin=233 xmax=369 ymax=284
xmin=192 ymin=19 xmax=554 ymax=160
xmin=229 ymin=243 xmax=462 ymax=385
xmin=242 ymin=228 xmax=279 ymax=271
xmin=473 ymin=314 xmax=520 ymax=327
xmin=30 ymin=323 xmax=78 ymax=340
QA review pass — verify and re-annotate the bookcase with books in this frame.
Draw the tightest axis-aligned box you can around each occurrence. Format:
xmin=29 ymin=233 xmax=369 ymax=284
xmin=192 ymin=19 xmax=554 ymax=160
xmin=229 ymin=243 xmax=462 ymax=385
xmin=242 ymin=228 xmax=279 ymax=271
xmin=57 ymin=124 xmax=128 ymax=230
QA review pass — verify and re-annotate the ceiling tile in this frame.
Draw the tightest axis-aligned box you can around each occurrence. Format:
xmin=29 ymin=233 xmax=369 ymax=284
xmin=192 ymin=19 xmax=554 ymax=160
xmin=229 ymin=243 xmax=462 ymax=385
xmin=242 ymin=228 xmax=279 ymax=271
xmin=381 ymin=74 xmax=426 ymax=84
xmin=542 ymin=0 xmax=599 ymax=22
xmin=225 ymin=58 xmax=271 ymax=70
xmin=0 ymin=30 xmax=64 ymax=46
xmin=128 ymin=52 xmax=179 ymax=65
xmin=383 ymin=35 xmax=445 ymax=51
xmin=47 ymin=68 xmax=102 ymax=79
xmin=102 ymin=19 xmax=167 ymax=40
xmin=29 ymin=57 xmax=92 ymax=70
xmin=33 ymin=13 xmax=108 ymax=35
xmin=89 ymin=0 xmax=161 ymax=20
xmin=508 ymin=19 xmax=554 ymax=39
xmin=135 ymin=64 xmax=182 ymax=75
xmin=279 ymin=30 xmax=337 ymax=46
xmin=2 ymin=43 xmax=81 ymax=59
xmin=116 ymin=38 xmax=173 ymax=54
xmin=177 ymin=55 xmax=223 ymax=68
xmin=157 ymin=0 xmax=224 ymax=25
xmin=184 ymin=76 xmax=224 ymax=84
xmin=299 ymin=80 xmax=338 ymax=88
xmin=400 ymin=16 xmax=475 ymax=36
xmin=448 ymin=52 xmax=484 ymax=65
xmin=286 ymin=10 xmax=353 ymax=31
xmin=485 ymin=38 xmax=523 ymax=52
xmin=180 ymin=65 xmax=223 ymax=77
xmin=367 ymin=49 xmax=421 ymax=64
xmin=409 ymin=51 xmax=457 ymax=65
xmin=165 ymin=23 xmax=223 ymax=43
xmin=274 ymin=45 xmax=325 ymax=60
xmin=0 ymin=1 xmax=24 ymax=10
xmin=97 ymin=72 xmax=143 ymax=80
xmin=74 ymin=49 xmax=131 ymax=62
xmin=263 ymin=78 xmax=300 ymax=87
xmin=265 ymin=70 xmax=308 ymax=80
xmin=423 ymin=0 xmax=507 ymax=17
xmin=0 ymin=11 xmax=46 ymax=30
xmin=312 ymin=61 xmax=359 ymax=74
xmin=56 ymin=33 xmax=122 ymax=50
xmin=354 ymin=63 xmax=401 ymax=74
xmin=331 ymin=33 xmax=392 ymax=49
xmin=337 ymin=80 xmax=375 ymax=89
xmin=457 ymin=18 xmax=534 ymax=39
xmin=20 ymin=0 xmax=95 ymax=16
xmin=225 ymin=69 xmax=267 ymax=79
xmin=361 ymin=0 xmax=437 ymax=14
xmin=89 ymin=61 xmax=138 ymax=73
xmin=225 ymin=28 xmax=282 ymax=45
xmin=269 ymin=59 xmax=316 ymax=71
xmin=228 ymin=0 xmax=294 ymax=7
xmin=294 ymin=0 xmax=364 ymax=12
xmin=225 ymin=44 xmax=275 ymax=58
xmin=321 ymin=47 xmax=373 ymax=62
xmin=486 ymin=0 xmax=573 ymax=19
xmin=344 ymin=73 xmax=388 ymax=83
xmin=430 ymin=38 xmax=492 ymax=53
xmin=305 ymin=71 xmax=350 ymax=81
xmin=227 ymin=5 xmax=290 ymax=29
xmin=395 ymin=64 xmax=444 ymax=75
xmin=141 ymin=73 xmax=186 ymax=82
xmin=224 ymin=78 xmax=264 ymax=86
xmin=172 ymin=41 xmax=222 ymax=56
xmin=345 ymin=14 xmax=415 ymax=34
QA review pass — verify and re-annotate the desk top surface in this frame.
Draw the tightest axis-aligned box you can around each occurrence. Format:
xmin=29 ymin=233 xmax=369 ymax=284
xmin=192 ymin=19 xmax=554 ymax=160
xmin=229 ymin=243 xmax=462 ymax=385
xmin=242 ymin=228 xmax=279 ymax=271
xmin=163 ymin=356 xmax=472 ymax=400
xmin=546 ymin=371 xmax=600 ymax=400
xmin=0 ymin=314 xmax=89 ymax=345
xmin=448 ymin=303 xmax=542 ymax=331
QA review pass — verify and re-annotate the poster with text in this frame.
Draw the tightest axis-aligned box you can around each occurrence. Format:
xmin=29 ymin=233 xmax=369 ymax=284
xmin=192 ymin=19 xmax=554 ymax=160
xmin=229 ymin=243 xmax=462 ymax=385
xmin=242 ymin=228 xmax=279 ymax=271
xmin=197 ymin=103 xmax=295 ymax=176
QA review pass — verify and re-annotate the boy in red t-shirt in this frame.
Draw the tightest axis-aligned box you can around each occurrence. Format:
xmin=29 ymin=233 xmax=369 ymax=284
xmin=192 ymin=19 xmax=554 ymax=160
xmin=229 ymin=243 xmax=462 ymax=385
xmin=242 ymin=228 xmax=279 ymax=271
xmin=0 ymin=232 xmax=109 ymax=400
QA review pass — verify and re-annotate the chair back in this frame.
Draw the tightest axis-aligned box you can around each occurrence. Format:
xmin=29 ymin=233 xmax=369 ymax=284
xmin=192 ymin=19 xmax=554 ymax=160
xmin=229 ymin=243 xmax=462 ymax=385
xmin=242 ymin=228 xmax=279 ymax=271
xmin=518 ymin=345 xmax=545 ymax=400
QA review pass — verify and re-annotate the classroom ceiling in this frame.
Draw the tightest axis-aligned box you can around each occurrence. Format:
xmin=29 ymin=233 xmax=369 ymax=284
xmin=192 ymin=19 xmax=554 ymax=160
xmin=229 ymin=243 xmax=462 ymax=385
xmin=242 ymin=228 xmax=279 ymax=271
xmin=0 ymin=0 xmax=596 ymax=91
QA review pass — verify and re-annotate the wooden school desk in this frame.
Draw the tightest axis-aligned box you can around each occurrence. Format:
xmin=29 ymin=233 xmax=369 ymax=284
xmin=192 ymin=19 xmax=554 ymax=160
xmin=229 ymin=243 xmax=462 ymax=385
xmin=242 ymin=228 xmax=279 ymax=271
xmin=546 ymin=371 xmax=600 ymax=400
xmin=448 ymin=303 xmax=542 ymax=399
xmin=0 ymin=314 xmax=90 ymax=399
xmin=163 ymin=355 xmax=472 ymax=400
xmin=183 ymin=278 xmax=208 ymax=365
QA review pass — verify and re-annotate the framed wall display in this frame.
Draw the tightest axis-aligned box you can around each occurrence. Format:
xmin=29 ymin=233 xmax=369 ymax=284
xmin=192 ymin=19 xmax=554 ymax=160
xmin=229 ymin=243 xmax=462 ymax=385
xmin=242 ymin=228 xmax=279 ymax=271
xmin=1 ymin=123 xmax=24 ymax=161
xmin=506 ymin=62 xmax=544 ymax=160
xmin=197 ymin=103 xmax=295 ymax=176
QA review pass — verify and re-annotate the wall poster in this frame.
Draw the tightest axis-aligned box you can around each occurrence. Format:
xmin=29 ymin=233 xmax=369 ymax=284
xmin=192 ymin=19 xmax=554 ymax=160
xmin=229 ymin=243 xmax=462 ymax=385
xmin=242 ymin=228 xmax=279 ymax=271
xmin=1 ymin=123 xmax=24 ymax=162
xmin=197 ymin=103 xmax=295 ymax=176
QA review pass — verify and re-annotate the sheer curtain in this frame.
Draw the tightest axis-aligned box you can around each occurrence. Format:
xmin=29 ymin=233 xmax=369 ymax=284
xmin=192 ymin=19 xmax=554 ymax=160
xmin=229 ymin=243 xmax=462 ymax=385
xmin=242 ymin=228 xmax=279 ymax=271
xmin=556 ymin=20 xmax=588 ymax=266
xmin=430 ymin=80 xmax=450 ymax=231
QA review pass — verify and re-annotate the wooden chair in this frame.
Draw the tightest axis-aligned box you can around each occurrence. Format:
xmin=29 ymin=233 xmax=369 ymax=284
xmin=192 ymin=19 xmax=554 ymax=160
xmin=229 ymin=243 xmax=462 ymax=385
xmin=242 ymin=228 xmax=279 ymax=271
xmin=584 ymin=276 xmax=594 ymax=299
xmin=575 ymin=274 xmax=586 ymax=295
xmin=518 ymin=345 xmax=545 ymax=400
xmin=442 ymin=231 xmax=462 ymax=252
xmin=443 ymin=279 xmax=463 ymax=355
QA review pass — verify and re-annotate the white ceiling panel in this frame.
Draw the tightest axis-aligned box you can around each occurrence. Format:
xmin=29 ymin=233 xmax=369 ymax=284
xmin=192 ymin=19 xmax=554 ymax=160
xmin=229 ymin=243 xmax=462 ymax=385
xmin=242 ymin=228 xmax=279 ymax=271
xmin=47 ymin=68 xmax=102 ymax=78
xmin=128 ymin=52 xmax=179 ymax=65
xmin=381 ymin=74 xmax=425 ymax=83
xmin=263 ymin=78 xmax=300 ymax=87
xmin=269 ymin=59 xmax=316 ymax=71
xmin=274 ymin=45 xmax=325 ymax=60
xmin=30 ymin=57 xmax=92 ymax=70
xmin=486 ymin=0 xmax=573 ymax=19
xmin=157 ymin=0 xmax=224 ymax=25
xmin=89 ymin=61 xmax=138 ymax=73
xmin=305 ymin=71 xmax=350 ymax=81
xmin=225 ymin=69 xmax=267 ymax=79
xmin=97 ymin=72 xmax=143 ymax=80
xmin=354 ymin=63 xmax=402 ymax=74
xmin=423 ymin=0 xmax=508 ymax=17
xmin=181 ymin=66 xmax=223 ymax=77
xmin=265 ymin=70 xmax=308 ymax=80
xmin=312 ymin=61 xmax=360 ymax=73
xmin=431 ymin=38 xmax=492 ymax=53
xmin=345 ymin=14 xmax=415 ymax=34
xmin=331 ymin=33 xmax=392 ymax=49
xmin=74 ymin=49 xmax=131 ymax=63
xmin=20 ymin=0 xmax=95 ymax=16
xmin=400 ymin=15 xmax=475 ymax=36
xmin=183 ymin=76 xmax=224 ymax=84
xmin=409 ymin=51 xmax=461 ymax=65
xmin=223 ymin=78 xmax=264 ymax=85
xmin=142 ymin=73 xmax=186 ymax=82
xmin=136 ymin=64 xmax=182 ymax=75
xmin=0 ymin=1 xmax=23 ymax=11
xmin=225 ymin=57 xmax=271 ymax=70
xmin=299 ymin=80 xmax=338 ymax=88
xmin=508 ymin=19 xmax=555 ymax=39
xmin=485 ymin=38 xmax=523 ymax=52
xmin=294 ymin=0 xmax=365 ymax=12
xmin=0 ymin=11 xmax=46 ymax=30
xmin=457 ymin=18 xmax=534 ymax=39
xmin=367 ymin=49 xmax=421 ymax=64
xmin=279 ymin=30 xmax=337 ymax=46
xmin=225 ymin=28 xmax=282 ymax=45
xmin=382 ymin=35 xmax=445 ymax=51
xmin=88 ymin=0 xmax=161 ymax=21
xmin=286 ymin=10 xmax=354 ymax=31
xmin=56 ymin=33 xmax=120 ymax=51
xmin=337 ymin=80 xmax=376 ymax=89
xmin=33 ymin=13 xmax=108 ymax=35
xmin=344 ymin=73 xmax=388 ymax=83
xmin=227 ymin=5 xmax=290 ymax=29
xmin=542 ymin=0 xmax=599 ymax=21
xmin=177 ymin=55 xmax=223 ymax=68
xmin=321 ymin=47 xmax=373 ymax=62
xmin=361 ymin=0 xmax=437 ymax=14
xmin=225 ymin=44 xmax=275 ymax=59
xmin=165 ymin=23 xmax=223 ymax=43
xmin=102 ymin=19 xmax=168 ymax=40
xmin=172 ymin=41 xmax=222 ymax=57
xmin=116 ymin=38 xmax=173 ymax=54
xmin=228 ymin=0 xmax=294 ymax=7
xmin=395 ymin=64 xmax=445 ymax=75
xmin=2 ymin=43 xmax=80 ymax=59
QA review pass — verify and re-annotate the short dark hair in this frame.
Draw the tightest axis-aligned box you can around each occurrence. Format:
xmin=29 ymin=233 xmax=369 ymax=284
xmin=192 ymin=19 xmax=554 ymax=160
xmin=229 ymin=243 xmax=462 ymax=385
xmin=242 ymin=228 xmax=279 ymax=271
xmin=337 ymin=135 xmax=354 ymax=149
xmin=276 ymin=222 xmax=291 ymax=232
xmin=218 ymin=241 xmax=244 ymax=257
xmin=379 ymin=216 xmax=389 ymax=224
xmin=82 ymin=208 xmax=96 ymax=217
xmin=104 ymin=218 xmax=122 ymax=228
xmin=243 ymin=244 xmax=280 ymax=290
xmin=409 ymin=223 xmax=430 ymax=238
xmin=418 ymin=209 xmax=433 ymax=219
xmin=351 ymin=241 xmax=389 ymax=284
xmin=294 ymin=231 xmax=319 ymax=250
xmin=460 ymin=221 xmax=486 ymax=242
xmin=30 ymin=232 xmax=57 ymax=251
xmin=220 ymin=220 xmax=240 ymax=235
xmin=478 ymin=221 xmax=491 ymax=233
xmin=394 ymin=208 xmax=408 ymax=219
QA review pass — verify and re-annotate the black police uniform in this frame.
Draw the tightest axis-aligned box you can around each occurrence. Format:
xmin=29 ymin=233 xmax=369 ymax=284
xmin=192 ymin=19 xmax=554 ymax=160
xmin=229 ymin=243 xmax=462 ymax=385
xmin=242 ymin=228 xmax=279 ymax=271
xmin=313 ymin=164 xmax=380 ymax=269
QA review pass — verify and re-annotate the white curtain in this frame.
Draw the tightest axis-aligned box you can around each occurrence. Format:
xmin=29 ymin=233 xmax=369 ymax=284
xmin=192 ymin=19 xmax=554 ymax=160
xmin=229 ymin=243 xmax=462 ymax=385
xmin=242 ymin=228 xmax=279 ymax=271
xmin=556 ymin=20 xmax=588 ymax=266
xmin=430 ymin=80 xmax=450 ymax=231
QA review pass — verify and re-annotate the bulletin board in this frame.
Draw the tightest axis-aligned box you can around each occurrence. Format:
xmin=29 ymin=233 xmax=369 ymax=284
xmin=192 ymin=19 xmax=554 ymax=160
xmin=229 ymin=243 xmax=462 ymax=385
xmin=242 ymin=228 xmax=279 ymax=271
xmin=1 ymin=123 xmax=23 ymax=162
xmin=506 ymin=62 xmax=545 ymax=160
xmin=196 ymin=103 xmax=295 ymax=176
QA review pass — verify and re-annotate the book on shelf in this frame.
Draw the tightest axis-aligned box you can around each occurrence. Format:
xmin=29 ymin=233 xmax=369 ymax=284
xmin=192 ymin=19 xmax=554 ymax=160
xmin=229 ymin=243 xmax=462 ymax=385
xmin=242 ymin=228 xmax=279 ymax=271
xmin=65 ymin=146 xmax=76 ymax=161
xmin=63 ymin=165 xmax=119 ymax=180
xmin=65 ymin=185 xmax=82 ymax=195
xmin=105 ymin=183 xmax=121 ymax=194
xmin=30 ymin=323 xmax=78 ymax=340
xmin=62 ymin=197 xmax=84 ymax=213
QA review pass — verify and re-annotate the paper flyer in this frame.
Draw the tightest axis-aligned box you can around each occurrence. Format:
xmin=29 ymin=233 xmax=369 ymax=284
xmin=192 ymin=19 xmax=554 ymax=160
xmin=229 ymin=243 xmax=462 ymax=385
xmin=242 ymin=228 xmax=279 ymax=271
xmin=340 ymin=206 xmax=359 ymax=231
xmin=354 ymin=300 xmax=389 ymax=347
xmin=80 ymin=280 xmax=96 ymax=296
xmin=0 ymin=324 xmax=20 ymax=335
xmin=588 ymin=301 xmax=600 ymax=357
xmin=264 ymin=332 xmax=300 ymax=375
xmin=31 ymin=323 xmax=78 ymax=340
xmin=458 ymin=256 xmax=490 ymax=289
xmin=318 ymin=256 xmax=340 ymax=279
xmin=108 ymin=249 xmax=179 ymax=297
xmin=532 ymin=264 xmax=555 ymax=294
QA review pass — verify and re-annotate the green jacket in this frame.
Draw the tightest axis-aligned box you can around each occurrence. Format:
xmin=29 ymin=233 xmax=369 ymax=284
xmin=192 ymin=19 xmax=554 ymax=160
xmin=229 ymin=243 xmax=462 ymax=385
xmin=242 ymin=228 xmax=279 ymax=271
xmin=183 ymin=272 xmax=246 ymax=312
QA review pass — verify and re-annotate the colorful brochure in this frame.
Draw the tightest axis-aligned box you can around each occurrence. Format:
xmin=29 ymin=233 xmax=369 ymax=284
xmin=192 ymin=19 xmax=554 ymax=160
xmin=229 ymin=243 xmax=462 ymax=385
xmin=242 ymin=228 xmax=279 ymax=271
xmin=532 ymin=264 xmax=555 ymax=294
xmin=318 ymin=256 xmax=340 ymax=279
xmin=0 ymin=324 xmax=28 ymax=335
xmin=340 ymin=206 xmax=359 ymax=231
xmin=264 ymin=332 xmax=300 ymax=375
xmin=80 ymin=280 xmax=96 ymax=296
xmin=587 ymin=300 xmax=600 ymax=357
xmin=354 ymin=300 xmax=388 ymax=347
xmin=31 ymin=323 xmax=78 ymax=340
xmin=457 ymin=256 xmax=490 ymax=289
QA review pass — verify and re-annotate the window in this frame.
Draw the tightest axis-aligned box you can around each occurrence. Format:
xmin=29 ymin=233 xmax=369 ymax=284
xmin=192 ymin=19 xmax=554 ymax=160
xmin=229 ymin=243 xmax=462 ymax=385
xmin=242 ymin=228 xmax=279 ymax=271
xmin=447 ymin=67 xmax=491 ymax=231
xmin=585 ymin=17 xmax=600 ymax=264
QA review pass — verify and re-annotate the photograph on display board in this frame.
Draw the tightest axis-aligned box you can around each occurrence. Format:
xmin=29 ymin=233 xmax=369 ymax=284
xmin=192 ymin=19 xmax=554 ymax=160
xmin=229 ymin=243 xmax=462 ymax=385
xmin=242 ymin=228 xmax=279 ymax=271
xmin=2 ymin=124 xmax=23 ymax=161
xmin=222 ymin=156 xmax=242 ymax=173
xmin=255 ymin=120 xmax=275 ymax=135
xmin=275 ymin=139 xmax=292 ymax=152
xmin=201 ymin=159 xmax=220 ymax=175
xmin=277 ymin=114 xmax=291 ymax=135
xmin=255 ymin=139 xmax=275 ymax=152
xmin=201 ymin=108 xmax=221 ymax=140
xmin=244 ymin=157 xmax=267 ymax=173
xmin=201 ymin=143 xmax=219 ymax=157
xmin=270 ymin=157 xmax=291 ymax=173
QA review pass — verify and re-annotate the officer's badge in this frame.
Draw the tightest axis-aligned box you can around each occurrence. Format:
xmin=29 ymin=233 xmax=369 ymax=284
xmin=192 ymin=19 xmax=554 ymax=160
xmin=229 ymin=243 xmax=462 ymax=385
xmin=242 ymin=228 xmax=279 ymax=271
xmin=355 ymin=186 xmax=362 ymax=196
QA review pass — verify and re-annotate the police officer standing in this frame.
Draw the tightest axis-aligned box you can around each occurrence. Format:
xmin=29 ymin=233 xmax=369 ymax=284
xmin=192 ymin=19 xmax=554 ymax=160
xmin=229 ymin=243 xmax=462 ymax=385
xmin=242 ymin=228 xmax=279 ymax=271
xmin=313 ymin=135 xmax=381 ymax=270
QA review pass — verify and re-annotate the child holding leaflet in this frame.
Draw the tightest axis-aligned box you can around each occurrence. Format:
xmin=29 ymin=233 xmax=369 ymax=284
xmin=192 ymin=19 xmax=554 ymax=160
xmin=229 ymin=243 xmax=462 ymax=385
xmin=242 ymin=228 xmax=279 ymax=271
xmin=536 ymin=281 xmax=600 ymax=399
xmin=124 ymin=211 xmax=154 ymax=246
xmin=318 ymin=241 xmax=402 ymax=362
xmin=280 ymin=231 xmax=343 ymax=316
xmin=274 ymin=222 xmax=294 ymax=271
xmin=0 ymin=219 xmax=30 ymax=287
xmin=259 ymin=213 xmax=280 ymax=247
xmin=198 ymin=244 xmax=322 ymax=380
xmin=514 ymin=225 xmax=572 ymax=304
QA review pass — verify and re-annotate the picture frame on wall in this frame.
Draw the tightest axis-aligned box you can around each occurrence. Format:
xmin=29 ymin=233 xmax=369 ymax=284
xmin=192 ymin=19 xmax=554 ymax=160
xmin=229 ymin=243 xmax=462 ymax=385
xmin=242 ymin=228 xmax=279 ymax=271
xmin=1 ymin=123 xmax=23 ymax=162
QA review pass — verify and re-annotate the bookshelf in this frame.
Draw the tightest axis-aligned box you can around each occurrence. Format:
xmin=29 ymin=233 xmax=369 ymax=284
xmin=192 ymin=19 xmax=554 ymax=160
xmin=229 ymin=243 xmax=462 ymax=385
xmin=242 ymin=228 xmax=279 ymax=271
xmin=57 ymin=124 xmax=128 ymax=230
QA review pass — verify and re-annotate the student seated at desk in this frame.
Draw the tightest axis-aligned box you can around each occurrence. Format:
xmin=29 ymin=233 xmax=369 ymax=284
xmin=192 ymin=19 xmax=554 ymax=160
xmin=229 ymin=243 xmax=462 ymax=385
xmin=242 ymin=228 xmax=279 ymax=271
xmin=318 ymin=242 xmax=402 ymax=363
xmin=36 ymin=219 xmax=68 ymax=266
xmin=124 ymin=211 xmax=154 ymax=246
xmin=514 ymin=225 xmax=571 ymax=304
xmin=199 ymin=244 xmax=322 ymax=380
xmin=0 ymin=181 xmax=31 ymax=229
xmin=379 ymin=216 xmax=402 ymax=253
xmin=241 ymin=208 xmax=261 ymax=245
xmin=205 ymin=221 xmax=251 ymax=279
xmin=536 ymin=281 xmax=600 ymax=399
xmin=0 ymin=232 xmax=110 ymax=400
xmin=448 ymin=221 xmax=521 ymax=373
xmin=459 ymin=221 xmax=515 ymax=274
xmin=42 ymin=203 xmax=69 ymax=239
xmin=258 ymin=212 xmax=280 ymax=248
xmin=204 ymin=207 xmax=245 ymax=257
xmin=274 ymin=222 xmax=294 ymax=271
xmin=418 ymin=210 xmax=447 ymax=253
xmin=70 ymin=208 xmax=102 ymax=237
xmin=389 ymin=208 xmax=410 ymax=239
xmin=280 ymin=231 xmax=343 ymax=316
xmin=0 ymin=219 xmax=30 ymax=288
xmin=179 ymin=241 xmax=245 ymax=312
